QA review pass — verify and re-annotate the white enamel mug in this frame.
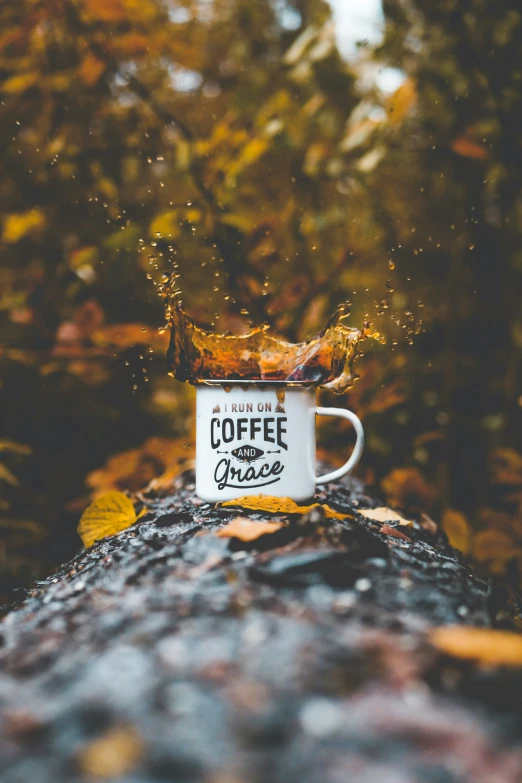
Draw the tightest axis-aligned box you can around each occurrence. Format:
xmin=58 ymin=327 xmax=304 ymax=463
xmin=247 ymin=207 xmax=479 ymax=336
xmin=195 ymin=381 xmax=364 ymax=503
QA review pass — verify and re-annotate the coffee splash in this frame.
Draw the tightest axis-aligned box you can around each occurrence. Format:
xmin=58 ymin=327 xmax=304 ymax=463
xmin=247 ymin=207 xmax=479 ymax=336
xmin=167 ymin=301 xmax=378 ymax=393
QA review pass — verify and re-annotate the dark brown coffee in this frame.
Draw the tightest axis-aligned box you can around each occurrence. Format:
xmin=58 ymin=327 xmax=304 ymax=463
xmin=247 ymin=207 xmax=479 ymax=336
xmin=167 ymin=301 xmax=376 ymax=393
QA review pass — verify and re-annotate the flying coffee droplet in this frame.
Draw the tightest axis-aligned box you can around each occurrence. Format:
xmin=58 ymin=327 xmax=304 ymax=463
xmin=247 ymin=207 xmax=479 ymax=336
xmin=386 ymin=280 xmax=394 ymax=292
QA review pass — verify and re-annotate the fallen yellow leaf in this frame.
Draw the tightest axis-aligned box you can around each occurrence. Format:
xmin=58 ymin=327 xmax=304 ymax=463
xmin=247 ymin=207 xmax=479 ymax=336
xmin=442 ymin=508 xmax=470 ymax=554
xmin=221 ymin=495 xmax=350 ymax=519
xmin=217 ymin=517 xmax=284 ymax=542
xmin=431 ymin=626 xmax=522 ymax=668
xmin=77 ymin=491 xmax=140 ymax=548
xmin=78 ymin=725 xmax=144 ymax=779
xmin=358 ymin=507 xmax=413 ymax=527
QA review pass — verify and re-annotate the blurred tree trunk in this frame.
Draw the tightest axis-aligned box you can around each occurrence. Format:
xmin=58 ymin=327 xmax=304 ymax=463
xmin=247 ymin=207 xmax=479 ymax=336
xmin=2 ymin=472 xmax=522 ymax=782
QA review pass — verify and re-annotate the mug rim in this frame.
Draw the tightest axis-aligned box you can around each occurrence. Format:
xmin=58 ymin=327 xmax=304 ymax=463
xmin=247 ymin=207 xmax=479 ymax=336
xmin=194 ymin=379 xmax=316 ymax=388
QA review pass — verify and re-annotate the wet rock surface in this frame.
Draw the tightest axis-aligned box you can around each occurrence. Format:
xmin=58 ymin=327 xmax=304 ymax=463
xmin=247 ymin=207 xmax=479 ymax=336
xmin=2 ymin=471 xmax=522 ymax=782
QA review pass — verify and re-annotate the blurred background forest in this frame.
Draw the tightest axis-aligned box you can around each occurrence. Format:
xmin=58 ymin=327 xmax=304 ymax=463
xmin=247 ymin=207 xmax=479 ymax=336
xmin=1 ymin=0 xmax=521 ymax=604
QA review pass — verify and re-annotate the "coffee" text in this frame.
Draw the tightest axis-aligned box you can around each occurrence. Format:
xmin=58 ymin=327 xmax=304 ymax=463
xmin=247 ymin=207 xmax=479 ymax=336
xmin=211 ymin=417 xmax=287 ymax=450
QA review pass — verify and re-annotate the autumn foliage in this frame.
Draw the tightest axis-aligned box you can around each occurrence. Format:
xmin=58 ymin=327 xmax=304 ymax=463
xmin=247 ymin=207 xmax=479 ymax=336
xmin=0 ymin=0 xmax=521 ymax=600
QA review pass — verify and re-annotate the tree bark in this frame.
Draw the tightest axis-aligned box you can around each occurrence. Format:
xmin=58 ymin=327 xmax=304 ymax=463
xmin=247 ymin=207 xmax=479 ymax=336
xmin=1 ymin=470 xmax=522 ymax=783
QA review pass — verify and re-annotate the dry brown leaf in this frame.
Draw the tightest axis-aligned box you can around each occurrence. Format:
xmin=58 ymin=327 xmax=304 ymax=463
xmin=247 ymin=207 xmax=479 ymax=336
xmin=431 ymin=626 xmax=522 ymax=667
xmin=87 ymin=436 xmax=195 ymax=496
xmin=79 ymin=53 xmax=106 ymax=86
xmin=144 ymin=463 xmax=194 ymax=494
xmin=419 ymin=513 xmax=438 ymax=535
xmin=78 ymin=725 xmax=144 ymax=779
xmin=358 ymin=507 xmax=413 ymax=527
xmin=86 ymin=449 xmax=143 ymax=492
xmin=380 ymin=524 xmax=411 ymax=541
xmin=78 ymin=492 xmax=140 ymax=548
xmin=221 ymin=495 xmax=350 ymax=519
xmin=217 ymin=516 xmax=284 ymax=542
xmin=442 ymin=509 xmax=471 ymax=553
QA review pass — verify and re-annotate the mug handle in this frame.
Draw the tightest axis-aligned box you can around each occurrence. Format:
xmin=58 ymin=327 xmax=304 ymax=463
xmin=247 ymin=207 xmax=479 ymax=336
xmin=314 ymin=407 xmax=364 ymax=485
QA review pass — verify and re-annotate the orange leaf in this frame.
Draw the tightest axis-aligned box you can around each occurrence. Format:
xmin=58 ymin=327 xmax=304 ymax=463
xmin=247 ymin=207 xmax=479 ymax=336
xmin=220 ymin=495 xmax=351 ymax=519
xmin=451 ymin=136 xmax=488 ymax=160
xmin=431 ymin=626 xmax=522 ymax=667
xmin=386 ymin=78 xmax=416 ymax=125
xmin=381 ymin=468 xmax=436 ymax=513
xmin=84 ymin=0 xmax=126 ymax=22
xmin=87 ymin=437 xmax=195 ymax=496
xmin=217 ymin=517 xmax=284 ymax=542
xmin=79 ymin=53 xmax=106 ymax=86
xmin=358 ymin=507 xmax=413 ymax=527
xmin=111 ymin=33 xmax=151 ymax=57
xmin=144 ymin=464 xmax=187 ymax=494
